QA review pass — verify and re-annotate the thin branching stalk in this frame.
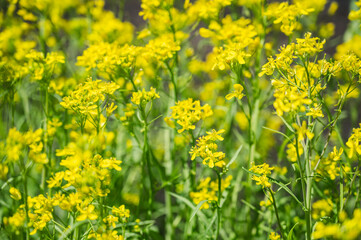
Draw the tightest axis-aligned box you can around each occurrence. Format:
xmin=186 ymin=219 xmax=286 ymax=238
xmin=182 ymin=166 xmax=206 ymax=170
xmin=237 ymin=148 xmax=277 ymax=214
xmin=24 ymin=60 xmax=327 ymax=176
xmin=216 ymin=171 xmax=222 ymax=240
xmin=269 ymin=189 xmax=284 ymax=239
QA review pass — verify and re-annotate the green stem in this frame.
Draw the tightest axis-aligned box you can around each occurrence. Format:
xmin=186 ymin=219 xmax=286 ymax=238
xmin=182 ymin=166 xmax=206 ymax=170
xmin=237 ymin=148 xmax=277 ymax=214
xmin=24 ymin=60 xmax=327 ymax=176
xmin=41 ymin=89 xmax=49 ymax=193
xmin=305 ymin=182 xmax=312 ymax=240
xmin=20 ymin=161 xmax=30 ymax=240
xmin=11 ymin=89 xmax=15 ymax=128
xmin=343 ymin=165 xmax=359 ymax=210
xmin=128 ymin=70 xmax=138 ymax=92
xmin=166 ymin=62 xmax=178 ymax=101
xmin=304 ymin=137 xmax=312 ymax=240
xmin=248 ymin=98 xmax=260 ymax=169
xmin=165 ymin=189 xmax=173 ymax=240
xmin=354 ymin=162 xmax=361 ymax=211
xmin=270 ymin=189 xmax=284 ymax=239
xmin=140 ymin=106 xmax=154 ymax=217
xmin=216 ymin=171 xmax=222 ymax=240
xmin=339 ymin=163 xmax=344 ymax=218
xmin=189 ymin=130 xmax=197 ymax=192
xmin=164 ymin=104 xmax=174 ymax=240
xmin=122 ymin=220 xmax=126 ymax=239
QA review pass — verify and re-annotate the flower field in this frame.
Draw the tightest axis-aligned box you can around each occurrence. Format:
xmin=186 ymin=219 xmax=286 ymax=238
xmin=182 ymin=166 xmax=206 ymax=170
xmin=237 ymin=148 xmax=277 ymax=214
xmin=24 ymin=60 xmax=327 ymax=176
xmin=1 ymin=0 xmax=361 ymax=239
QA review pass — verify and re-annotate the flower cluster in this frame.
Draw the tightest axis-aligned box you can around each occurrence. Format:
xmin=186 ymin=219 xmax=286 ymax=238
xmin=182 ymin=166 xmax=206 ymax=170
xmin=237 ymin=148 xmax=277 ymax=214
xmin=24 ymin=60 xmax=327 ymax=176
xmin=315 ymin=147 xmax=345 ymax=180
xmin=189 ymin=129 xmax=226 ymax=168
xmin=60 ymin=78 xmax=119 ymax=130
xmin=264 ymin=2 xmax=313 ymax=36
xmin=77 ymin=43 xmax=139 ymax=77
xmin=131 ymin=87 xmax=160 ymax=106
xmin=225 ymin=84 xmax=245 ymax=100
xmin=260 ymin=33 xmax=325 ymax=77
xmin=260 ymin=33 xmax=327 ymax=117
xmin=142 ymin=34 xmax=181 ymax=63
xmin=2 ymin=0 xmax=361 ymax=239
xmin=3 ymin=128 xmax=47 ymax=164
xmin=313 ymin=209 xmax=361 ymax=239
xmin=48 ymin=154 xmax=121 ymax=196
xmin=346 ymin=124 xmax=361 ymax=159
xmin=23 ymin=51 xmax=65 ymax=83
xmin=200 ymin=15 xmax=259 ymax=70
xmin=190 ymin=175 xmax=232 ymax=209
xmin=186 ymin=0 xmax=232 ymax=20
xmin=249 ymin=163 xmax=274 ymax=188
xmin=199 ymin=16 xmax=257 ymax=45
xmin=286 ymin=140 xmax=304 ymax=162
xmin=349 ymin=0 xmax=361 ymax=22
xmin=312 ymin=199 xmax=333 ymax=220
xmin=166 ymin=98 xmax=213 ymax=133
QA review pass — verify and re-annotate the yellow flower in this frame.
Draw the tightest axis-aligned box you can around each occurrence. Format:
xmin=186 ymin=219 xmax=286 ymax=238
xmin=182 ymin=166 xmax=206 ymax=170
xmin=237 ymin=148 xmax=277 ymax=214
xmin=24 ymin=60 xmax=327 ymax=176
xmin=260 ymin=199 xmax=272 ymax=207
xmin=349 ymin=0 xmax=361 ymax=21
xmin=5 ymin=209 xmax=26 ymax=229
xmin=47 ymin=171 xmax=65 ymax=188
xmin=142 ymin=34 xmax=181 ymax=62
xmin=306 ymin=104 xmax=324 ymax=118
xmin=286 ymin=140 xmax=303 ymax=162
xmin=313 ymin=222 xmax=341 ymax=239
xmin=328 ymin=2 xmax=338 ymax=16
xmin=269 ymin=232 xmax=280 ymax=240
xmin=249 ymin=163 xmax=274 ymax=188
xmin=346 ymin=124 xmax=361 ymax=158
xmin=77 ymin=204 xmax=98 ymax=221
xmin=77 ymin=43 xmax=139 ymax=75
xmin=264 ymin=2 xmax=313 ymax=36
xmin=131 ymin=87 xmax=160 ymax=106
xmin=186 ymin=0 xmax=232 ymax=20
xmin=9 ymin=187 xmax=21 ymax=200
xmin=106 ymin=102 xmax=118 ymax=117
xmin=103 ymin=215 xmax=119 ymax=228
xmin=312 ymin=199 xmax=333 ymax=219
xmin=112 ymin=205 xmax=130 ymax=220
xmin=168 ymin=98 xmax=213 ymax=133
xmin=190 ymin=129 xmax=226 ymax=168
xmin=292 ymin=121 xmax=314 ymax=141
xmin=225 ymin=84 xmax=244 ymax=100
xmin=0 ymin=163 xmax=9 ymax=180
xmin=100 ymin=157 xmax=122 ymax=171
xmin=190 ymin=175 xmax=232 ymax=209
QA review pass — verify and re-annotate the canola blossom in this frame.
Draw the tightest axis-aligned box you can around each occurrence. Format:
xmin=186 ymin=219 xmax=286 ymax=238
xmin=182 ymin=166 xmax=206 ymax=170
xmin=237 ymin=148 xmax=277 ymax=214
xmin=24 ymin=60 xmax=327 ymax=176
xmin=2 ymin=0 xmax=361 ymax=239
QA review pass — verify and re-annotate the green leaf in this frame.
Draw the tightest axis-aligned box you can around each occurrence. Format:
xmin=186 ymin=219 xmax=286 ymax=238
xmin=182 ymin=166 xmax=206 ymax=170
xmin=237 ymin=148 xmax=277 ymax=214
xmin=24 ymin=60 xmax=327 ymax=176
xmin=58 ymin=221 xmax=87 ymax=240
xmin=0 ymin=200 xmax=11 ymax=208
xmin=262 ymin=126 xmax=292 ymax=141
xmin=241 ymin=199 xmax=265 ymax=216
xmin=242 ymin=167 xmax=305 ymax=210
xmin=268 ymin=177 xmax=305 ymax=211
xmin=148 ymin=114 xmax=163 ymax=126
xmin=113 ymin=220 xmax=155 ymax=230
xmin=226 ymin=145 xmax=243 ymax=168
xmin=169 ymin=192 xmax=209 ymax=225
xmin=242 ymin=167 xmax=259 ymax=176
xmin=1 ymin=177 xmax=14 ymax=190
xmin=279 ymin=115 xmax=294 ymax=133
xmin=53 ymin=224 xmax=66 ymax=238
xmin=189 ymin=200 xmax=208 ymax=222
xmin=287 ymin=222 xmax=299 ymax=240
xmin=201 ymin=212 xmax=217 ymax=238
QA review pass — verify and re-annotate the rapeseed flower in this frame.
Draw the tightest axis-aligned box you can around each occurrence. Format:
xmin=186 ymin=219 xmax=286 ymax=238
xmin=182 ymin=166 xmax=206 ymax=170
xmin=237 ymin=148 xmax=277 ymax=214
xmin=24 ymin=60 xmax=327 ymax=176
xmin=190 ymin=175 xmax=232 ymax=209
xmin=225 ymin=84 xmax=244 ymax=100
xmin=190 ymin=129 xmax=226 ymax=168
xmin=249 ymin=163 xmax=274 ymax=188
xmin=168 ymin=99 xmax=213 ymax=133
xmin=131 ymin=87 xmax=160 ymax=106
xmin=9 ymin=187 xmax=21 ymax=201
